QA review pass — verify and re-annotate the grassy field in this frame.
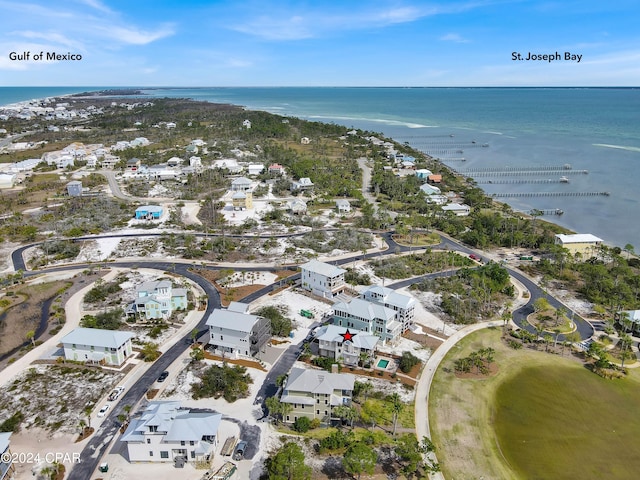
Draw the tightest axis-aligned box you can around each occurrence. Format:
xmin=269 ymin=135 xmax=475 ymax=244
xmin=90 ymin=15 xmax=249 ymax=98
xmin=429 ymin=328 xmax=640 ymax=479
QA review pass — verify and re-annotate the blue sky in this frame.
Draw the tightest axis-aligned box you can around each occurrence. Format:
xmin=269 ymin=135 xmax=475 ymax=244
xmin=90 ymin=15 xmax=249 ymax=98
xmin=1 ymin=0 xmax=639 ymax=86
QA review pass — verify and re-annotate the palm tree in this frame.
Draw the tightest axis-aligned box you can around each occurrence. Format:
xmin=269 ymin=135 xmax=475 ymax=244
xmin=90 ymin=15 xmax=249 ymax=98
xmin=555 ymin=306 xmax=568 ymax=326
xmin=26 ymin=330 xmax=36 ymax=348
xmin=618 ymin=333 xmax=633 ymax=368
xmin=358 ymin=381 xmax=374 ymax=403
xmin=389 ymin=393 xmax=403 ymax=436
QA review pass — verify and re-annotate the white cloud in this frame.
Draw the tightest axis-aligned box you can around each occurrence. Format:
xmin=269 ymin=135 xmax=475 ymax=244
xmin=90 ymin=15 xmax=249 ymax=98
xmin=439 ymin=33 xmax=470 ymax=43
xmin=98 ymin=24 xmax=175 ymax=45
xmin=13 ymin=31 xmax=83 ymax=50
xmin=75 ymin=0 xmax=112 ymax=14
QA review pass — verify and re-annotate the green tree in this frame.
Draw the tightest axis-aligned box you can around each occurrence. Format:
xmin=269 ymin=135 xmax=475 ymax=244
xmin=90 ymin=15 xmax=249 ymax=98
xmin=343 ymin=442 xmax=376 ymax=480
xmin=619 ymin=333 xmax=633 ymax=368
xmin=140 ymin=342 xmax=161 ymax=362
xmin=389 ymin=393 xmax=404 ymax=436
xmin=293 ymin=416 xmax=311 ymax=433
xmin=26 ymin=330 xmax=36 ymax=347
xmin=190 ymin=347 xmax=204 ymax=363
xmin=333 ymin=405 xmax=359 ymax=428
xmin=266 ymin=442 xmax=311 ymax=480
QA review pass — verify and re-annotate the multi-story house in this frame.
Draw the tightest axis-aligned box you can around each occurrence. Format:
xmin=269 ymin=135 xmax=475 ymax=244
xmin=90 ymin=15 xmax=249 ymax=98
xmin=332 ymin=297 xmax=402 ymax=343
xmin=315 ymin=324 xmax=379 ymax=366
xmin=300 ymin=259 xmax=346 ymax=298
xmin=360 ymin=285 xmax=416 ymax=333
xmin=60 ymin=327 xmax=134 ymax=366
xmin=121 ymin=401 xmax=221 ymax=464
xmin=280 ymin=367 xmax=355 ymax=424
xmin=127 ymin=280 xmax=188 ymax=320
xmin=205 ymin=303 xmax=271 ymax=358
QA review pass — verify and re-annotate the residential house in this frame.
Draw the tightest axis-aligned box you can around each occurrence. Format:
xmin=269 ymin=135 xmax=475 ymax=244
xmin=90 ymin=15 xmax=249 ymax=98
xmin=420 ymin=184 xmax=442 ymax=196
xmin=300 ymin=259 xmax=346 ymax=298
xmin=415 ymin=169 xmax=433 ymax=180
xmin=554 ymin=233 xmax=603 ymax=257
xmin=60 ymin=327 xmax=134 ymax=366
xmin=165 ymin=122 xmax=176 ymax=129
xmin=0 ymin=173 xmax=16 ymax=189
xmin=291 ymin=177 xmax=314 ymax=191
xmin=127 ymin=158 xmax=141 ymax=171
xmin=280 ymin=367 xmax=355 ymax=424
xmin=0 ymin=432 xmax=16 ymax=480
xmin=301 ymin=137 xmax=310 ymax=145
xmin=230 ymin=177 xmax=253 ymax=192
xmin=268 ymin=163 xmax=284 ymax=175
xmin=247 ymin=164 xmax=264 ymax=176
xmin=424 ymin=194 xmax=448 ymax=205
xmin=232 ymin=191 xmax=253 ymax=211
xmin=101 ymin=154 xmax=120 ymax=169
xmin=335 ymin=199 xmax=351 ymax=214
xmin=205 ymin=305 xmax=271 ymax=358
xmin=213 ymin=159 xmax=242 ymax=173
xmin=121 ymin=401 xmax=221 ymax=464
xmin=166 ymin=157 xmax=184 ymax=167
xmin=441 ymin=203 xmax=471 ymax=216
xmin=332 ymin=297 xmax=401 ymax=343
xmin=360 ymin=285 xmax=416 ymax=333
xmin=66 ymin=180 xmax=83 ymax=197
xmin=242 ymin=119 xmax=252 ymax=129
xmin=287 ymin=199 xmax=307 ymax=215
xmin=185 ymin=144 xmax=198 ymax=155
xmin=428 ymin=174 xmax=442 ymax=184
xmin=315 ymin=324 xmax=379 ymax=366
xmin=128 ymin=280 xmax=188 ymax=320
xmin=130 ymin=137 xmax=150 ymax=147
xmin=135 ymin=205 xmax=163 ymax=220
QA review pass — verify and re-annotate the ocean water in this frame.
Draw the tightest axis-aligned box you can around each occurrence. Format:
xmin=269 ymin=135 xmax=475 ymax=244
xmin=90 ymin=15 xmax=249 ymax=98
xmin=1 ymin=87 xmax=639 ymax=248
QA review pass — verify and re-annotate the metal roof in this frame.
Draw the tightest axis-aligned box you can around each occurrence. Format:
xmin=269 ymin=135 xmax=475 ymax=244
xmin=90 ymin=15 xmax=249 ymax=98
xmin=283 ymin=367 xmax=355 ymax=396
xmin=315 ymin=324 xmax=379 ymax=350
xmin=361 ymin=285 xmax=416 ymax=310
xmin=300 ymin=259 xmax=346 ymax=278
xmin=61 ymin=327 xmax=134 ymax=348
xmin=332 ymin=297 xmax=397 ymax=322
xmin=555 ymin=233 xmax=603 ymax=244
xmin=205 ymin=308 xmax=262 ymax=332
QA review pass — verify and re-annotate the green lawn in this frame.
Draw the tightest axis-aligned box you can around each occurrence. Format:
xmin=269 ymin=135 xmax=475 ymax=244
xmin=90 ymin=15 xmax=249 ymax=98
xmin=429 ymin=328 xmax=640 ymax=479
xmin=494 ymin=364 xmax=640 ymax=479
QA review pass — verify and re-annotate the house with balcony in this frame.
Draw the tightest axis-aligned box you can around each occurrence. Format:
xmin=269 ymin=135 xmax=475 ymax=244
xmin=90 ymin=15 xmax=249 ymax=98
xmin=121 ymin=401 xmax=221 ymax=464
xmin=332 ymin=297 xmax=402 ymax=343
xmin=280 ymin=367 xmax=355 ymax=424
xmin=135 ymin=205 xmax=163 ymax=220
xmin=205 ymin=304 xmax=271 ymax=358
xmin=127 ymin=280 xmax=188 ymax=320
xmin=291 ymin=177 xmax=314 ymax=192
xmin=360 ymin=285 xmax=416 ymax=333
xmin=335 ymin=199 xmax=351 ymax=213
xmin=300 ymin=259 xmax=346 ymax=298
xmin=60 ymin=327 xmax=134 ymax=366
xmin=230 ymin=177 xmax=253 ymax=192
xmin=232 ymin=191 xmax=253 ymax=211
xmin=315 ymin=324 xmax=379 ymax=366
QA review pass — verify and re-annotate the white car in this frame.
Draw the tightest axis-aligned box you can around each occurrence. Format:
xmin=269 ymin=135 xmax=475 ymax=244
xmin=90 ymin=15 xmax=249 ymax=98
xmin=97 ymin=404 xmax=110 ymax=418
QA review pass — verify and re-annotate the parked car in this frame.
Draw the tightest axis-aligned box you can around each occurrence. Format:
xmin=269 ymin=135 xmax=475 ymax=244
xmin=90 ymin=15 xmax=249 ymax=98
xmin=97 ymin=404 xmax=110 ymax=417
xmin=233 ymin=441 xmax=247 ymax=461
xmin=469 ymin=254 xmax=481 ymax=261
xmin=157 ymin=371 xmax=169 ymax=382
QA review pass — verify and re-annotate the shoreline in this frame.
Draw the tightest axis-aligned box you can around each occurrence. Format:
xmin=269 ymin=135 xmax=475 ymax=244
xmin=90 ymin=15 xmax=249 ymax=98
xmin=0 ymin=88 xmax=625 ymax=250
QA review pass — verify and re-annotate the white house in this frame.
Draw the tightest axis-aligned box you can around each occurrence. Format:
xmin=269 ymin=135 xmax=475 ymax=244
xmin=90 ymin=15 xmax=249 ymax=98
xmin=441 ymin=203 xmax=471 ymax=216
xmin=121 ymin=401 xmax=221 ymax=464
xmin=287 ymin=199 xmax=307 ymax=215
xmin=335 ymin=199 xmax=351 ymax=213
xmin=242 ymin=119 xmax=252 ymax=129
xmin=60 ymin=327 xmax=134 ymax=366
xmin=301 ymin=137 xmax=310 ymax=145
xmin=0 ymin=172 xmax=16 ymax=189
xmin=332 ymin=297 xmax=402 ymax=343
xmin=420 ymin=184 xmax=441 ymax=196
xmin=247 ymin=164 xmax=264 ymax=176
xmin=554 ymin=233 xmax=604 ymax=257
xmin=66 ymin=180 xmax=83 ymax=197
xmin=205 ymin=305 xmax=271 ymax=358
xmin=360 ymin=285 xmax=416 ymax=333
xmin=300 ymin=259 xmax=346 ymax=298
xmin=315 ymin=324 xmax=379 ymax=366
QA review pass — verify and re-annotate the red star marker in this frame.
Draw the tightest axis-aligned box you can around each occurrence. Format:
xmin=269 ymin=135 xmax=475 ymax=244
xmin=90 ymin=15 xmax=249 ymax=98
xmin=340 ymin=329 xmax=356 ymax=342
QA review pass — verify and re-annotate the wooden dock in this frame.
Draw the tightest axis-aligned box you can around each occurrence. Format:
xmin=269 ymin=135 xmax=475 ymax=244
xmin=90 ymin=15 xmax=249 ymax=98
xmin=492 ymin=191 xmax=609 ymax=198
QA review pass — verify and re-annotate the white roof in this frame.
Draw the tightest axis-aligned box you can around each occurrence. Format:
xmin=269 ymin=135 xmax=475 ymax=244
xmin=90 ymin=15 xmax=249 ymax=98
xmin=442 ymin=203 xmax=470 ymax=211
xmin=335 ymin=199 xmax=350 ymax=207
xmin=315 ymin=324 xmax=379 ymax=350
xmin=361 ymin=285 xmax=415 ymax=309
xmin=61 ymin=327 xmax=134 ymax=348
xmin=232 ymin=191 xmax=247 ymax=199
xmin=622 ymin=310 xmax=640 ymax=323
xmin=300 ymin=259 xmax=346 ymax=278
xmin=205 ymin=308 xmax=261 ymax=333
xmin=227 ymin=302 xmax=250 ymax=313
xmin=136 ymin=205 xmax=163 ymax=213
xmin=231 ymin=177 xmax=252 ymax=185
xmin=555 ymin=234 xmax=603 ymax=244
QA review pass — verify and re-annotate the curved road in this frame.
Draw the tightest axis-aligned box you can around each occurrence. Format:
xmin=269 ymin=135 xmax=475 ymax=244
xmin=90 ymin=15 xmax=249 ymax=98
xmin=7 ymin=229 xmax=594 ymax=479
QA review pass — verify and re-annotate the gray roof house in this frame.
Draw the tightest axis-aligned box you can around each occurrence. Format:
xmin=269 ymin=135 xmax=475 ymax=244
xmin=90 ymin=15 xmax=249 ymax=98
xmin=300 ymin=259 xmax=346 ymax=298
xmin=121 ymin=401 xmax=221 ymax=464
xmin=291 ymin=177 xmax=314 ymax=191
xmin=60 ymin=327 xmax=134 ymax=366
xmin=332 ymin=297 xmax=402 ymax=343
xmin=335 ymin=199 xmax=351 ymax=213
xmin=231 ymin=177 xmax=253 ymax=191
xmin=280 ymin=367 xmax=355 ymax=424
xmin=205 ymin=305 xmax=271 ymax=358
xmin=360 ymin=285 xmax=416 ymax=332
xmin=315 ymin=324 xmax=379 ymax=366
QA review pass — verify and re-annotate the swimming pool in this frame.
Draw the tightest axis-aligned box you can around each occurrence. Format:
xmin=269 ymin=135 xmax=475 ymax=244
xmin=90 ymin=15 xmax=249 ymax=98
xmin=377 ymin=359 xmax=389 ymax=368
